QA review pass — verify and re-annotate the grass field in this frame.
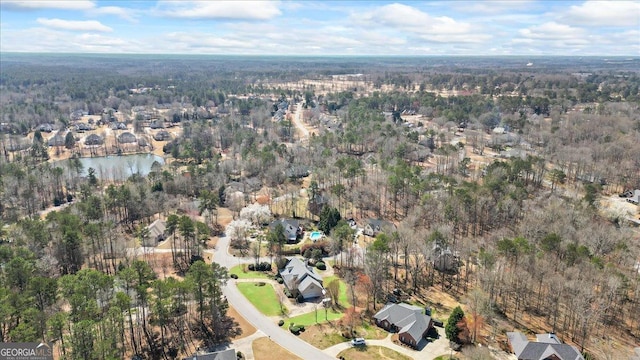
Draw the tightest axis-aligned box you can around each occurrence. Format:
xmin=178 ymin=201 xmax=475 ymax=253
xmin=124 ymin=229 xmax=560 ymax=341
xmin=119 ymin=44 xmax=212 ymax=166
xmin=237 ymin=282 xmax=285 ymax=316
xmin=282 ymin=307 xmax=344 ymax=328
xmin=323 ymin=275 xmax=351 ymax=308
xmin=337 ymin=345 xmax=412 ymax=360
xmin=229 ymin=264 xmax=272 ymax=279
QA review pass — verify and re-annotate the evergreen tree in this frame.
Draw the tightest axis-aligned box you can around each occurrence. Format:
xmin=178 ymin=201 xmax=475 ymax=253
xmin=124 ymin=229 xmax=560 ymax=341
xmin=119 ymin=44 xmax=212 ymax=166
xmin=446 ymin=306 xmax=465 ymax=343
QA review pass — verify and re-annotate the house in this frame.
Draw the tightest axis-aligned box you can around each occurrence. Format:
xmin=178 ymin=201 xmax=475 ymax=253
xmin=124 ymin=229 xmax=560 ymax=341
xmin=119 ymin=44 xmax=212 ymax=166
xmin=432 ymin=244 xmax=459 ymax=273
xmin=308 ymin=193 xmax=329 ymax=216
xmin=74 ymin=123 xmax=92 ymax=132
xmin=363 ymin=218 xmax=395 ymax=237
xmin=269 ymin=219 xmax=302 ymax=243
xmin=47 ymin=131 xmax=67 ymax=147
xmin=627 ymin=190 xmax=640 ymax=205
xmin=285 ymin=165 xmax=310 ymax=179
xmin=38 ymin=123 xmax=54 ymax=133
xmin=84 ymin=134 xmax=104 ymax=146
xmin=153 ymin=130 xmax=171 ymax=141
xmin=280 ymin=257 xmax=324 ymax=300
xmin=149 ymin=119 xmax=165 ymax=129
xmin=118 ymin=132 xmax=137 ymax=144
xmin=183 ymin=349 xmax=235 ymax=360
xmin=373 ymin=303 xmax=432 ymax=349
xmin=145 ymin=219 xmax=167 ymax=245
xmin=507 ymin=331 xmax=584 ymax=360
xmin=631 ymin=347 xmax=640 ymax=360
xmin=111 ymin=122 xmax=127 ymax=130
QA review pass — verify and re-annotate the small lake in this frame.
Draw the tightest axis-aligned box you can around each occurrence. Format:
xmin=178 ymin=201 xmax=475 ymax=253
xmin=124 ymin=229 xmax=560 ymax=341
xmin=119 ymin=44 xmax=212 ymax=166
xmin=55 ymin=153 xmax=165 ymax=180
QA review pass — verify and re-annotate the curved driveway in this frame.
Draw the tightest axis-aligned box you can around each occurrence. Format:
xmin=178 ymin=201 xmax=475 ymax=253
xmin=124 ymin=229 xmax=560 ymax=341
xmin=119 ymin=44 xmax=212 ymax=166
xmin=213 ymin=235 xmax=335 ymax=360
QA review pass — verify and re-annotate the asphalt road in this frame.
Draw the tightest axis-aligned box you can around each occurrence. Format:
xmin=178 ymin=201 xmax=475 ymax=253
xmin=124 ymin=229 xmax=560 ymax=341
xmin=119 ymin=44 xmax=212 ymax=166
xmin=213 ymin=235 xmax=335 ymax=360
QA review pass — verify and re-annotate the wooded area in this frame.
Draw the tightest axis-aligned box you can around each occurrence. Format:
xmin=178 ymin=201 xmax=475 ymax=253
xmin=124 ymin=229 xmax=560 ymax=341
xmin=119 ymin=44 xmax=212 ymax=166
xmin=0 ymin=55 xmax=639 ymax=359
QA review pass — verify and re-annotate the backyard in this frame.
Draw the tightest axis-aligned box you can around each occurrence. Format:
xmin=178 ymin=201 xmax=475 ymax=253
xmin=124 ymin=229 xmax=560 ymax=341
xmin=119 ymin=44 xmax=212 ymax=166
xmin=237 ymin=282 xmax=286 ymax=316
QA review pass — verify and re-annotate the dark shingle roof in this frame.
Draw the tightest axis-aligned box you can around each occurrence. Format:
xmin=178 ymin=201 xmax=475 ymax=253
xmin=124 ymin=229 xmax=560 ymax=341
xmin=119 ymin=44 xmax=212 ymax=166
xmin=374 ymin=303 xmax=430 ymax=341
xmin=507 ymin=331 xmax=584 ymax=360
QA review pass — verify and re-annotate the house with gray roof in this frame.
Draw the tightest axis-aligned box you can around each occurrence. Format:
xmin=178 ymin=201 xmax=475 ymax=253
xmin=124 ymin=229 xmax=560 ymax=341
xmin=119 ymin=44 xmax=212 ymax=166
xmin=146 ymin=219 xmax=166 ymax=245
xmin=373 ymin=302 xmax=432 ymax=349
xmin=507 ymin=331 xmax=584 ymax=360
xmin=280 ymin=257 xmax=323 ymax=300
xmin=84 ymin=134 xmax=104 ymax=146
xmin=118 ymin=132 xmax=137 ymax=144
xmin=47 ymin=131 xmax=67 ymax=147
xmin=363 ymin=218 xmax=395 ymax=237
xmin=269 ymin=219 xmax=301 ymax=243
xmin=153 ymin=130 xmax=171 ymax=141
xmin=183 ymin=348 xmax=235 ymax=360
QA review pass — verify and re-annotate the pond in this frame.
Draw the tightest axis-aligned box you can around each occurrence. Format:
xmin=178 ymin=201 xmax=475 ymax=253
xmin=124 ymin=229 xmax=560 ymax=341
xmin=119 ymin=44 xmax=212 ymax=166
xmin=55 ymin=153 xmax=165 ymax=180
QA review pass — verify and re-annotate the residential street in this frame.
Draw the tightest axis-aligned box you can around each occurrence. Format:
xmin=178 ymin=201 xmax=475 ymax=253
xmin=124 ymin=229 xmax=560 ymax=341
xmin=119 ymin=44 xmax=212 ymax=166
xmin=213 ymin=235 xmax=335 ymax=360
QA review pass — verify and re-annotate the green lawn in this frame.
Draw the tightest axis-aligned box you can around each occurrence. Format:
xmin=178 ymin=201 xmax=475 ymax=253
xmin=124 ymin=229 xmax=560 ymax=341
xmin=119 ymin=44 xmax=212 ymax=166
xmin=237 ymin=282 xmax=285 ymax=316
xmin=230 ymin=264 xmax=272 ymax=279
xmin=282 ymin=307 xmax=344 ymax=328
xmin=323 ymin=275 xmax=350 ymax=308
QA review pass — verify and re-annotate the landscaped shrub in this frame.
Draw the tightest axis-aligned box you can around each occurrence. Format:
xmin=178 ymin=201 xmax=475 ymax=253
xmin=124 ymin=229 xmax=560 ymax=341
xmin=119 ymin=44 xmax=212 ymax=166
xmin=236 ymin=351 xmax=243 ymax=359
xmin=315 ymin=261 xmax=326 ymax=270
xmin=300 ymin=240 xmax=330 ymax=257
xmin=257 ymin=262 xmax=271 ymax=271
xmin=248 ymin=264 xmax=255 ymax=271
xmin=230 ymin=274 xmax=238 ymax=279
xmin=289 ymin=323 xmax=302 ymax=334
xmin=278 ymin=320 xmax=284 ymax=326
xmin=277 ymin=278 xmax=284 ymax=284
xmin=284 ymin=288 xmax=293 ymax=298
xmin=256 ymin=282 xmax=266 ymax=287
xmin=296 ymin=294 xmax=305 ymax=303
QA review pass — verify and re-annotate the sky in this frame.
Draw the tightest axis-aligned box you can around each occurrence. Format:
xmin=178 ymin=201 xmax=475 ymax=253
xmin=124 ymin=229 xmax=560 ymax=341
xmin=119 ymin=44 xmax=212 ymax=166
xmin=0 ymin=0 xmax=639 ymax=56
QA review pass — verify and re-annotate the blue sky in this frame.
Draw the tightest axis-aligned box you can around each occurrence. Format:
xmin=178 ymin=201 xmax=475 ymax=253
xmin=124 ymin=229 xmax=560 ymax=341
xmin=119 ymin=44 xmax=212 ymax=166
xmin=1 ymin=0 xmax=638 ymax=55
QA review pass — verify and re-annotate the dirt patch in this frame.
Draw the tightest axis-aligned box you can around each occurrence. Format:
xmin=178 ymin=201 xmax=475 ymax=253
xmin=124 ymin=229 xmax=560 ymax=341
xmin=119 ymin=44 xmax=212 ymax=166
xmin=228 ymin=305 xmax=256 ymax=341
xmin=337 ymin=345 xmax=411 ymax=360
xmin=252 ymin=337 xmax=302 ymax=360
xmin=298 ymin=322 xmax=348 ymax=349
xmin=216 ymin=207 xmax=234 ymax=227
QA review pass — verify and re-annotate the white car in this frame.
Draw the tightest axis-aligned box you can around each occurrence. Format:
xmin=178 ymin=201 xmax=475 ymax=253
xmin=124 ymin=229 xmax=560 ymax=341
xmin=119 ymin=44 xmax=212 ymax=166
xmin=351 ymin=338 xmax=365 ymax=346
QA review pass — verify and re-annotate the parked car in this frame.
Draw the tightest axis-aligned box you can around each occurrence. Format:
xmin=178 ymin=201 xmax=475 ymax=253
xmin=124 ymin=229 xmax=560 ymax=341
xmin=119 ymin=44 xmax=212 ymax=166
xmin=351 ymin=338 xmax=365 ymax=346
xmin=433 ymin=319 xmax=444 ymax=327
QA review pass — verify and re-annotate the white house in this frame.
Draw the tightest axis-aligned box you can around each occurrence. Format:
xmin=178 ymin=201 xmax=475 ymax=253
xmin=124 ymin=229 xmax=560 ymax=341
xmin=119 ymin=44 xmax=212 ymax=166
xmin=280 ymin=257 xmax=323 ymax=300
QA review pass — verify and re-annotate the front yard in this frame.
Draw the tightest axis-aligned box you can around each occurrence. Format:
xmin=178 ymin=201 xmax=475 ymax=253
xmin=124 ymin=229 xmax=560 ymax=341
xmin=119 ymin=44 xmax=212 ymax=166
xmin=237 ymin=282 xmax=286 ymax=316
xmin=229 ymin=264 xmax=273 ymax=279
xmin=282 ymin=306 xmax=343 ymax=328
xmin=337 ymin=345 xmax=412 ymax=360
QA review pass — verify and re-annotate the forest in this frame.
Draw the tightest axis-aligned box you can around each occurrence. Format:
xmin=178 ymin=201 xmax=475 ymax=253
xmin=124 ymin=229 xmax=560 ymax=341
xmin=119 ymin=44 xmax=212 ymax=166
xmin=0 ymin=54 xmax=639 ymax=359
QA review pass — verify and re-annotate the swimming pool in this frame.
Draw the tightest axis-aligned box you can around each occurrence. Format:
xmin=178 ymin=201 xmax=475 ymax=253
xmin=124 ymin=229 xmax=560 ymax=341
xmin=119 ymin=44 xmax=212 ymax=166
xmin=309 ymin=231 xmax=323 ymax=241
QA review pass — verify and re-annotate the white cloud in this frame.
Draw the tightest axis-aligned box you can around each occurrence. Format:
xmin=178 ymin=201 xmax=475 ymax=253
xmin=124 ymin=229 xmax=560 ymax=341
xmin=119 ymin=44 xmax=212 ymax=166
xmin=450 ymin=0 xmax=536 ymax=14
xmin=36 ymin=18 xmax=113 ymax=32
xmin=560 ymin=1 xmax=640 ymax=27
xmin=90 ymin=6 xmax=138 ymax=22
xmin=0 ymin=0 xmax=95 ymax=10
xmin=155 ymin=1 xmax=282 ymax=20
xmin=352 ymin=3 xmax=491 ymax=43
xmin=518 ymin=22 xmax=585 ymax=40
